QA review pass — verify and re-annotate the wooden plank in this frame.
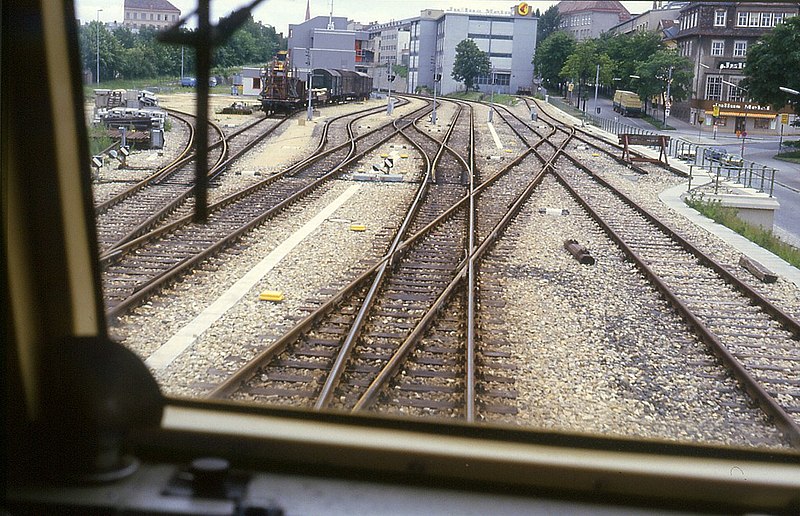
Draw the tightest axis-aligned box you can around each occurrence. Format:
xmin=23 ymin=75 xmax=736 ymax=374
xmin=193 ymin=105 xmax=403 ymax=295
xmin=739 ymin=255 xmax=778 ymax=283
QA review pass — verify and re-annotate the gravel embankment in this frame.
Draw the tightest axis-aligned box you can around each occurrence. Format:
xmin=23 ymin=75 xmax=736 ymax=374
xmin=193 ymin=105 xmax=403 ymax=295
xmin=480 ymin=173 xmax=789 ymax=447
xmin=110 ymin=98 xmax=431 ymax=397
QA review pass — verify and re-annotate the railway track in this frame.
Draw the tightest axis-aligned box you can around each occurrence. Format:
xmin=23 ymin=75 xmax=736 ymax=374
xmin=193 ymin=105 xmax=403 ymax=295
xmin=95 ymin=109 xmax=273 ymax=254
xmin=206 ymin=97 xmax=575 ymax=422
xmin=207 ymin=98 xmax=471 ymax=408
xmin=102 ymin=98 xmax=428 ymax=318
xmin=530 ymin=100 xmax=800 ymax=445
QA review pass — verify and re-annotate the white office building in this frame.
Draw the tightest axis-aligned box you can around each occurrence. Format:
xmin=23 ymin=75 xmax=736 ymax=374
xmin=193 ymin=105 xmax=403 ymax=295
xmin=407 ymin=4 xmax=538 ymax=96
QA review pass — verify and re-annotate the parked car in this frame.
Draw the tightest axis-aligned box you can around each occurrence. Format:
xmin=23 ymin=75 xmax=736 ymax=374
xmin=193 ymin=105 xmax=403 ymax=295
xmin=180 ymin=77 xmax=196 ymax=87
xmin=722 ymin=154 xmax=744 ymax=167
xmin=703 ymin=147 xmax=727 ymax=162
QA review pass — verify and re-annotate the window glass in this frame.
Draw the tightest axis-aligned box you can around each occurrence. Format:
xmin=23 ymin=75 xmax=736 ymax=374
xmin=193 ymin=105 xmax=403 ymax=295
xmin=737 ymin=11 xmax=748 ymax=26
xmin=71 ymin=0 xmax=799 ymax=457
xmin=706 ymin=75 xmax=723 ymax=100
xmin=726 ymin=77 xmax=744 ymax=101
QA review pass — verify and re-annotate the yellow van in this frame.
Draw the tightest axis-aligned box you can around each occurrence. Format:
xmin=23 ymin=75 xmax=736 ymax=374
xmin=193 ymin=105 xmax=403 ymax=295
xmin=613 ymin=90 xmax=643 ymax=117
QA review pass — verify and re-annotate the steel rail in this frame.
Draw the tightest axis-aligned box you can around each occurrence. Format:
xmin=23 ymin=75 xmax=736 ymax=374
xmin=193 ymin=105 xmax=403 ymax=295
xmin=352 ymin=127 xmax=574 ymax=413
xmin=465 ymin=101 xmax=478 ymax=422
xmin=313 ymin=100 xmax=465 ymax=410
xmin=206 ymin=104 xmax=436 ymax=400
xmin=528 ymin=97 xmax=687 ymax=177
xmin=94 ymin=109 xmax=197 ymax=213
xmin=98 ymin=101 xmax=402 ymax=264
xmin=550 ymin=155 xmax=800 ymax=447
xmin=106 ymin=100 xmax=433 ymax=318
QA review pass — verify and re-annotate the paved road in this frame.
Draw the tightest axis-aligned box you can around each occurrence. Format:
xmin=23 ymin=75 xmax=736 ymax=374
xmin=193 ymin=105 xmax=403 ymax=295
xmin=580 ymin=95 xmax=800 ymax=247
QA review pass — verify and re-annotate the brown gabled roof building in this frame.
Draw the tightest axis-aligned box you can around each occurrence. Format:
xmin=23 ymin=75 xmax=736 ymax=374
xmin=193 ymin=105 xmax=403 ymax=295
xmin=557 ymin=0 xmax=631 ymax=40
xmin=123 ymin=0 xmax=180 ymax=30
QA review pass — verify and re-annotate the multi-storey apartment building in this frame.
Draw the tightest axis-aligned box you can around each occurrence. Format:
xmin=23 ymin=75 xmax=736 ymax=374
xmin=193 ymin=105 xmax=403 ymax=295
xmin=557 ymin=0 xmax=631 ymax=41
xmin=672 ymin=1 xmax=798 ymax=133
xmin=122 ymin=0 xmax=180 ymax=30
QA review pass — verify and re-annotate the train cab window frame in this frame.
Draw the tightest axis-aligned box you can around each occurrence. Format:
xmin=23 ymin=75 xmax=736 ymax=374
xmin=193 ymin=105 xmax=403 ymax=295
xmin=5 ymin=1 xmax=800 ymax=514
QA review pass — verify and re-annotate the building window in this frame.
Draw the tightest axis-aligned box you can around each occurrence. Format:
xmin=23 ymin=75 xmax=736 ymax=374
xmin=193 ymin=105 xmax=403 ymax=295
xmin=714 ymin=10 xmax=727 ymax=27
xmin=749 ymin=12 xmax=760 ymax=27
xmin=726 ymin=78 xmax=744 ymax=102
xmin=706 ymin=75 xmax=722 ymax=101
xmin=774 ymin=13 xmax=784 ymax=25
xmin=754 ymin=117 xmax=772 ymax=130
xmin=737 ymin=11 xmax=748 ymax=26
xmin=733 ymin=41 xmax=747 ymax=57
xmin=760 ymin=12 xmax=772 ymax=26
xmin=711 ymin=40 xmax=724 ymax=56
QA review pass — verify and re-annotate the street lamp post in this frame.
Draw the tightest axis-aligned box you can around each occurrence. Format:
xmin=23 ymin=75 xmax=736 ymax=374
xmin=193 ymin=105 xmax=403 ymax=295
xmin=306 ymin=49 xmax=313 ymax=121
xmin=489 ymin=68 xmax=495 ymax=122
xmin=592 ymin=64 xmax=600 ymax=115
xmin=697 ymin=62 xmax=710 ymax=140
xmin=663 ymin=65 xmax=673 ymax=125
xmin=488 ymin=18 xmax=494 ymax=123
xmin=96 ymin=9 xmax=103 ymax=84
xmin=432 ymin=72 xmax=440 ymax=125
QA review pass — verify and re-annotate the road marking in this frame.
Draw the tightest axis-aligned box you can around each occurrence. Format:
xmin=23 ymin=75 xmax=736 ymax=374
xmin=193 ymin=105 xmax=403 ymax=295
xmin=145 ymin=183 xmax=363 ymax=370
xmin=487 ymin=122 xmax=503 ymax=149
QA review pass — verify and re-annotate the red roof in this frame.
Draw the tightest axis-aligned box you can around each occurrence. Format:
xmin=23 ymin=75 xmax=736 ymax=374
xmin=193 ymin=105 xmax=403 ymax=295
xmin=557 ymin=1 xmax=631 ymax=21
xmin=124 ymin=0 xmax=180 ymax=12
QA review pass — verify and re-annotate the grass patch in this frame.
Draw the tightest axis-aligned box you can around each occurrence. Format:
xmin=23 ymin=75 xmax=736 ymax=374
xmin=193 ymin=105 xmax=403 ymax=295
xmin=446 ymin=91 xmax=483 ymax=102
xmin=487 ymin=93 xmax=518 ymax=106
xmin=685 ymin=195 xmax=800 ymax=268
xmin=83 ymin=77 xmax=231 ymax=99
xmin=445 ymin=92 xmax=518 ymax=106
xmin=88 ymin=125 xmax=114 ymax=156
xmin=774 ymin=150 xmax=800 ymax=164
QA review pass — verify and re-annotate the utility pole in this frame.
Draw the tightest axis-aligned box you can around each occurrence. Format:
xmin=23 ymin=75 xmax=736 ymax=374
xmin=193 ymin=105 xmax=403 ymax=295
xmin=431 ymin=56 xmax=438 ymax=125
xmin=593 ymin=63 xmax=600 ymax=115
xmin=664 ymin=65 xmax=673 ymax=124
xmin=96 ymin=9 xmax=103 ymax=84
xmin=387 ymin=60 xmax=395 ymax=115
xmin=306 ymin=50 xmax=313 ymax=121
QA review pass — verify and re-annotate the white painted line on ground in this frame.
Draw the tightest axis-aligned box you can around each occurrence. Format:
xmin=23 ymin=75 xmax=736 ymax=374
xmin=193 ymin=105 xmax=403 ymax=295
xmin=146 ymin=183 xmax=363 ymax=370
xmin=487 ymin=122 xmax=503 ymax=149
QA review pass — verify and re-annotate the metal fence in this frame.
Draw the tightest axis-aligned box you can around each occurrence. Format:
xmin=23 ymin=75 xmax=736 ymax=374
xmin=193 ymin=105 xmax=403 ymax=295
xmin=545 ymin=97 xmax=778 ymax=197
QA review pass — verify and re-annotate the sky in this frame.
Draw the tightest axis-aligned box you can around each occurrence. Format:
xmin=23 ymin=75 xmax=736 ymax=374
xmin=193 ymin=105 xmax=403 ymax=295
xmin=75 ymin=1 xmax=655 ymax=34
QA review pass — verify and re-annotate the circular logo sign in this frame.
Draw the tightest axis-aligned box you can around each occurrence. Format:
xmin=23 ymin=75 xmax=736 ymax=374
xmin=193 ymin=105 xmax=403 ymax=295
xmin=517 ymin=2 xmax=530 ymax=16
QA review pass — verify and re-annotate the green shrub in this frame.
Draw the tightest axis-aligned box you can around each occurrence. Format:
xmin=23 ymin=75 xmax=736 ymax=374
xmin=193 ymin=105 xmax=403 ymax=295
xmin=88 ymin=125 xmax=113 ymax=156
xmin=685 ymin=195 xmax=800 ymax=268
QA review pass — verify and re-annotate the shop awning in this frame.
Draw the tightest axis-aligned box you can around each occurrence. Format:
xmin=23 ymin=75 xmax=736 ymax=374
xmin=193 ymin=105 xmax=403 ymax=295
xmin=718 ymin=111 xmax=776 ymax=119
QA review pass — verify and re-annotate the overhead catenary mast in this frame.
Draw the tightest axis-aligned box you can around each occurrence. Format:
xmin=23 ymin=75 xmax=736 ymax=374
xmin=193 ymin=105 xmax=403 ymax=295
xmin=327 ymin=0 xmax=335 ymax=29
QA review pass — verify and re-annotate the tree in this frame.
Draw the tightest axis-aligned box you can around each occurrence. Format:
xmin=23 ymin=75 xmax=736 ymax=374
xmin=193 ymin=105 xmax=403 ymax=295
xmin=599 ymin=30 xmax=663 ymax=92
xmin=537 ymin=5 xmax=561 ymax=44
xmin=452 ymin=39 xmax=491 ymax=92
xmin=560 ymin=39 xmax=613 ymax=111
xmin=632 ymin=49 xmax=693 ymax=120
xmin=741 ymin=16 xmax=800 ymax=115
xmin=533 ymin=31 xmax=575 ymax=89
